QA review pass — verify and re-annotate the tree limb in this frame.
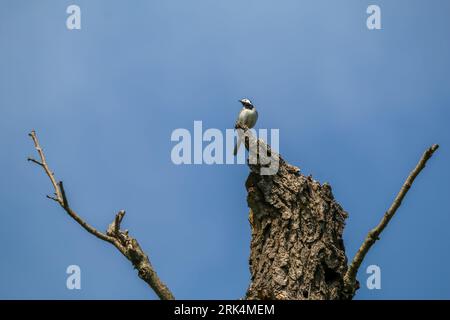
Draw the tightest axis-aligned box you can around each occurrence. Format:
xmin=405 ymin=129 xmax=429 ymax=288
xmin=343 ymin=144 xmax=439 ymax=295
xmin=28 ymin=130 xmax=175 ymax=300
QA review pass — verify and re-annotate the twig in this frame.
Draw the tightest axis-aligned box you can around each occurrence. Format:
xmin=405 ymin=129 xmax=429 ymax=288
xmin=28 ymin=131 xmax=175 ymax=300
xmin=27 ymin=157 xmax=43 ymax=167
xmin=58 ymin=181 xmax=69 ymax=208
xmin=114 ymin=210 xmax=125 ymax=236
xmin=344 ymin=144 xmax=439 ymax=294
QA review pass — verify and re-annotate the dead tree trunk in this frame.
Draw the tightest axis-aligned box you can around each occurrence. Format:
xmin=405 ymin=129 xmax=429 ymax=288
xmin=239 ymin=124 xmax=438 ymax=300
xmin=245 ymin=168 xmax=349 ymax=300
xmin=242 ymin=139 xmax=349 ymax=300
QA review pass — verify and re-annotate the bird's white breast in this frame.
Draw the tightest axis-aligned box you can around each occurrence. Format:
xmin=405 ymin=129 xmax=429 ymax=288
xmin=238 ymin=108 xmax=258 ymax=128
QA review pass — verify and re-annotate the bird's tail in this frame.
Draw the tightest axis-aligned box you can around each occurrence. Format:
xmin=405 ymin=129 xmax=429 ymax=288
xmin=233 ymin=139 xmax=241 ymax=156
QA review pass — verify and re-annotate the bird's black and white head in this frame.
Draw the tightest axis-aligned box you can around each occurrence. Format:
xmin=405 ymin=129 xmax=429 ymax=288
xmin=239 ymin=98 xmax=254 ymax=109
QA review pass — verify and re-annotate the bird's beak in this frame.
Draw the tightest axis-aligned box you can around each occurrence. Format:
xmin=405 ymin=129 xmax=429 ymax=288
xmin=238 ymin=99 xmax=243 ymax=103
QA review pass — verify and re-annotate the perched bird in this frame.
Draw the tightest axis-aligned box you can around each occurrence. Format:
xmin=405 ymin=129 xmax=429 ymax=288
xmin=234 ymin=98 xmax=258 ymax=155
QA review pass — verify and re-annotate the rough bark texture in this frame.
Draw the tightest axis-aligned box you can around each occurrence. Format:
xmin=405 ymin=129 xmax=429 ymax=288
xmin=240 ymin=126 xmax=351 ymax=300
xmin=245 ymin=163 xmax=350 ymax=300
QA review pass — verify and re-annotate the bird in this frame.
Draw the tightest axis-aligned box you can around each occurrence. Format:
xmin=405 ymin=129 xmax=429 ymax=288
xmin=233 ymin=98 xmax=258 ymax=155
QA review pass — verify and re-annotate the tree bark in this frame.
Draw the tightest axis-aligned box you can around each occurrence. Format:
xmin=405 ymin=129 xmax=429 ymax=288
xmin=244 ymin=151 xmax=350 ymax=300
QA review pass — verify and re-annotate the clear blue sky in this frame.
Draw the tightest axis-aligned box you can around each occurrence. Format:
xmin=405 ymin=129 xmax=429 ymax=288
xmin=1 ymin=0 xmax=449 ymax=299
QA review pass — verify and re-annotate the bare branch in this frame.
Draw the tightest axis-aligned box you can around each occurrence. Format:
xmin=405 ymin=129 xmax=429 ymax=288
xmin=115 ymin=210 xmax=125 ymax=235
xmin=344 ymin=144 xmax=439 ymax=294
xmin=28 ymin=131 xmax=175 ymax=300
xmin=58 ymin=181 xmax=69 ymax=208
xmin=27 ymin=157 xmax=43 ymax=167
xmin=107 ymin=213 xmax=175 ymax=300
xmin=29 ymin=131 xmax=62 ymax=202
xmin=107 ymin=210 xmax=126 ymax=241
xmin=46 ymin=194 xmax=59 ymax=202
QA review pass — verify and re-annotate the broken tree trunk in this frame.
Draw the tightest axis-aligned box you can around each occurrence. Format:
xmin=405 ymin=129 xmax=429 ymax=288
xmin=245 ymin=168 xmax=350 ymax=300
xmin=240 ymin=126 xmax=352 ymax=300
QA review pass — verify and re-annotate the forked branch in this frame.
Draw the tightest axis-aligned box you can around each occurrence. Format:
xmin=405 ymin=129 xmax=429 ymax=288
xmin=28 ymin=131 xmax=174 ymax=300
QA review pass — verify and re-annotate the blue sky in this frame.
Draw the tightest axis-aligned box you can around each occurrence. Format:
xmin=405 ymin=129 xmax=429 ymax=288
xmin=1 ymin=0 xmax=449 ymax=299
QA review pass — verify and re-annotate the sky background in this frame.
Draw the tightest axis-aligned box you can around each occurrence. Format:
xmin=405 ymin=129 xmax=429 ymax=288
xmin=1 ymin=0 xmax=449 ymax=299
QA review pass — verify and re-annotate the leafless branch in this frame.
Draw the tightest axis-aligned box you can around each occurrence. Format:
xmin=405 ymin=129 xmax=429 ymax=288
xmin=27 ymin=157 xmax=43 ymax=167
xmin=28 ymin=131 xmax=175 ymax=300
xmin=344 ymin=144 xmax=439 ymax=294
